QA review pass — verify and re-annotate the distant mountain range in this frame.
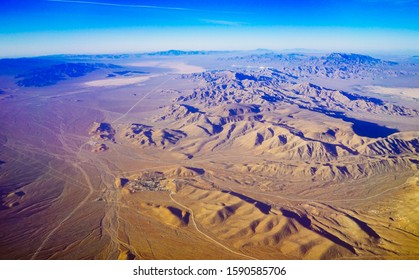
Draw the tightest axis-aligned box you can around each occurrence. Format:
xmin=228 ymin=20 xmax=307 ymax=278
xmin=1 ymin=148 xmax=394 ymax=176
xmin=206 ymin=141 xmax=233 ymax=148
xmin=145 ymin=50 xmax=212 ymax=56
xmin=1 ymin=51 xmax=418 ymax=87
xmin=224 ymin=52 xmax=412 ymax=79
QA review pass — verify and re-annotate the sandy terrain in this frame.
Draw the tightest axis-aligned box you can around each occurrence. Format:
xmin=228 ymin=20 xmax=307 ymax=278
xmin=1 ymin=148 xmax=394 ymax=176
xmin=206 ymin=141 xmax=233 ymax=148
xmin=365 ymin=85 xmax=419 ymax=98
xmin=84 ymin=75 xmax=152 ymax=87
xmin=1 ymin=53 xmax=419 ymax=260
xmin=127 ymin=61 xmax=205 ymax=74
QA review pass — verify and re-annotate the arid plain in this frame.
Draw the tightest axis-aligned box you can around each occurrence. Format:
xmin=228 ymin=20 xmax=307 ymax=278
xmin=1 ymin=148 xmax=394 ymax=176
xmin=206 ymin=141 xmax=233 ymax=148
xmin=1 ymin=51 xmax=419 ymax=259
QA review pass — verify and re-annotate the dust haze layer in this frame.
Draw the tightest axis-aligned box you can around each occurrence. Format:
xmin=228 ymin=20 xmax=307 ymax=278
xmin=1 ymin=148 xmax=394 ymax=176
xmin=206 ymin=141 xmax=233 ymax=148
xmin=1 ymin=51 xmax=419 ymax=260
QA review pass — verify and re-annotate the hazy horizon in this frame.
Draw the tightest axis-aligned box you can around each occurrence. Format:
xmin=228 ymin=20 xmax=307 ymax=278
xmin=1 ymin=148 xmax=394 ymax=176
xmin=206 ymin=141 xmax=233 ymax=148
xmin=1 ymin=0 xmax=419 ymax=57
xmin=2 ymin=48 xmax=419 ymax=60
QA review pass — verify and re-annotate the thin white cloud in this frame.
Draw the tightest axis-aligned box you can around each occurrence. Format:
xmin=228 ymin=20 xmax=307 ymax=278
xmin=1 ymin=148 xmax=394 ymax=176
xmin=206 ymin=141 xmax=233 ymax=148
xmin=46 ymin=0 xmax=190 ymax=11
xmin=46 ymin=0 xmax=253 ymax=14
xmin=202 ymin=19 xmax=244 ymax=26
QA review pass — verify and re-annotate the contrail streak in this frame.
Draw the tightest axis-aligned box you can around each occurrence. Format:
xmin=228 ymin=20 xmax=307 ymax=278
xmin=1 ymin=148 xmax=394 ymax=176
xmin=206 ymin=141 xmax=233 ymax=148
xmin=46 ymin=0 xmax=252 ymax=14
xmin=46 ymin=0 xmax=190 ymax=11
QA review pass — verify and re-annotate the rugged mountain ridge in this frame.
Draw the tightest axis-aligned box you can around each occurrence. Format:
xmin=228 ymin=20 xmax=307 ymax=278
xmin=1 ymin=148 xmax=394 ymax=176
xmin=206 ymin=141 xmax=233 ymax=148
xmin=224 ymin=52 xmax=417 ymax=79
xmin=178 ymin=69 xmax=418 ymax=116
xmin=116 ymin=69 xmax=419 ymax=184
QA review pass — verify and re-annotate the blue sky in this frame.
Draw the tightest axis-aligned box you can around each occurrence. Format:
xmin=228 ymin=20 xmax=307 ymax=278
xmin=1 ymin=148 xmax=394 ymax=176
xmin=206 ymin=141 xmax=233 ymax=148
xmin=1 ymin=0 xmax=419 ymax=57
